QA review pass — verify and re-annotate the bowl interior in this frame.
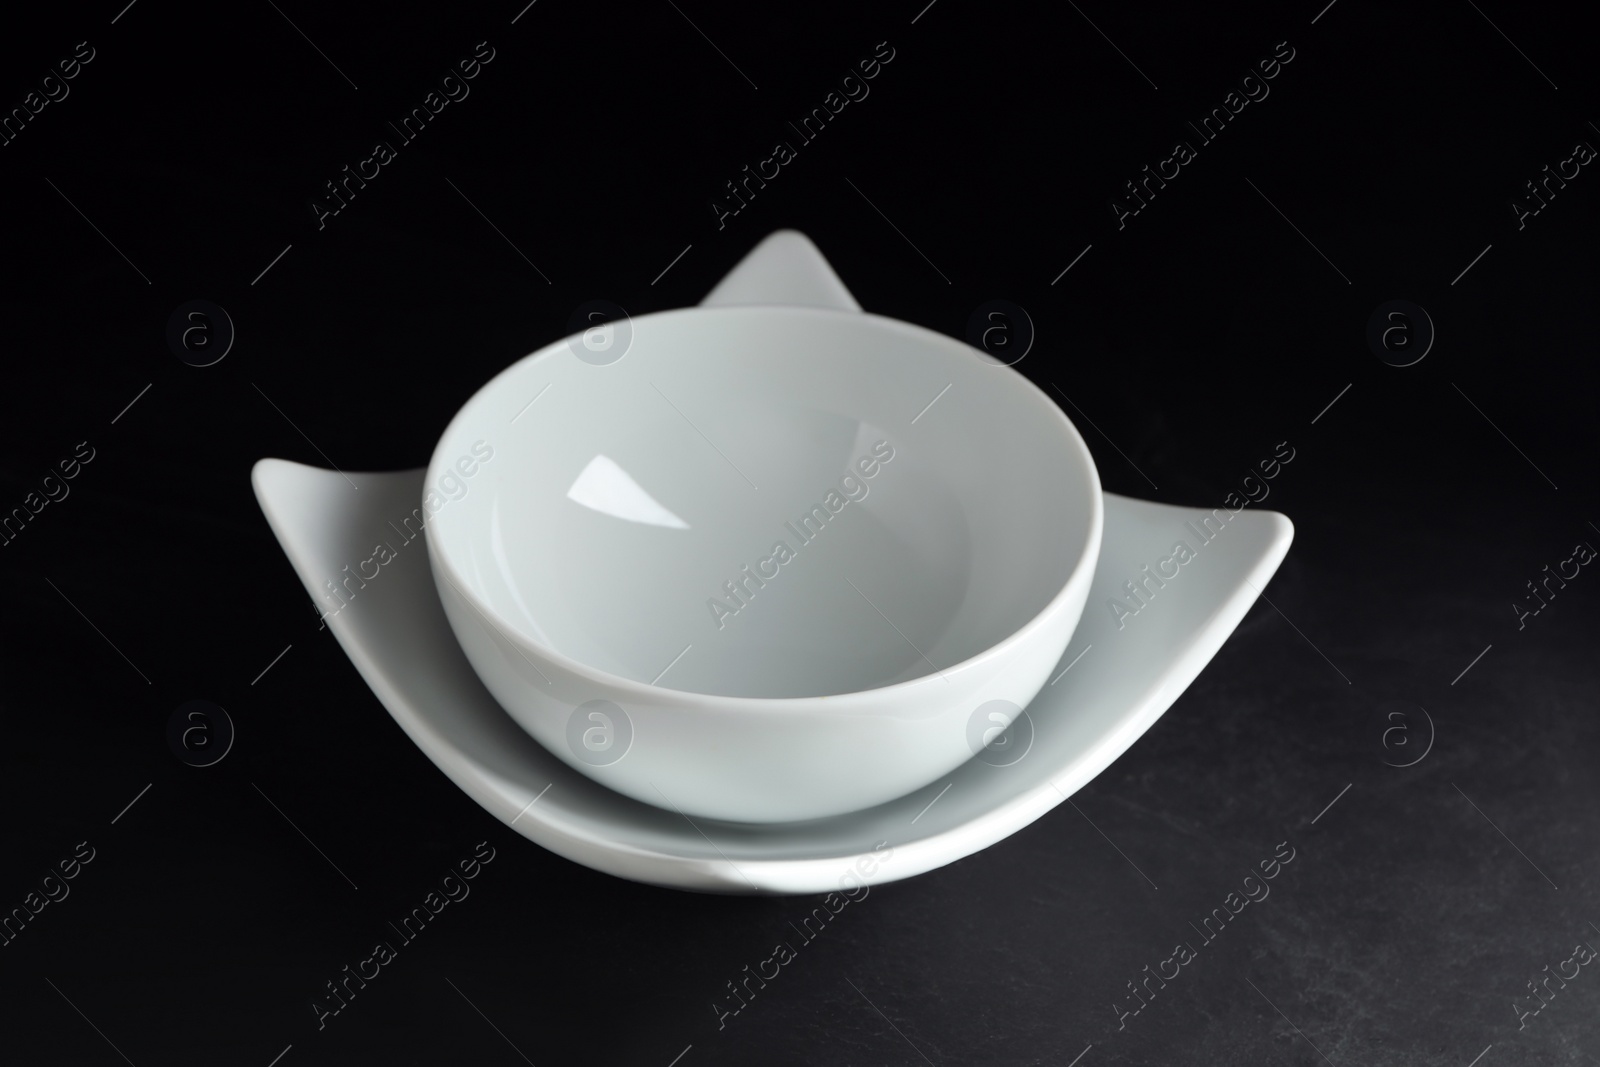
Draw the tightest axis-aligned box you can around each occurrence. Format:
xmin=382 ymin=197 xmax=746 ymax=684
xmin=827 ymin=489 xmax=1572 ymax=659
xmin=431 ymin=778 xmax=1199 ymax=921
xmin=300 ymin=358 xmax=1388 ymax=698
xmin=427 ymin=306 xmax=1097 ymax=699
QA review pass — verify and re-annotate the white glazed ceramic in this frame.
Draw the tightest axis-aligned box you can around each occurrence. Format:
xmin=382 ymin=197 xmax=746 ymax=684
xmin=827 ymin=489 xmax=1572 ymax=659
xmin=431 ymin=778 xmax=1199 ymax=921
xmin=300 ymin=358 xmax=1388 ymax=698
xmin=423 ymin=305 xmax=1102 ymax=822
xmin=251 ymin=230 xmax=1293 ymax=893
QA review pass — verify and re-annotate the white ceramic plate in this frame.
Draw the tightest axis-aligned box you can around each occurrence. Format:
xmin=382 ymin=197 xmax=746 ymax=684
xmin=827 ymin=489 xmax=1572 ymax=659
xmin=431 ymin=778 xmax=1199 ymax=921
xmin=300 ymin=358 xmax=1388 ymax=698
xmin=252 ymin=231 xmax=1292 ymax=894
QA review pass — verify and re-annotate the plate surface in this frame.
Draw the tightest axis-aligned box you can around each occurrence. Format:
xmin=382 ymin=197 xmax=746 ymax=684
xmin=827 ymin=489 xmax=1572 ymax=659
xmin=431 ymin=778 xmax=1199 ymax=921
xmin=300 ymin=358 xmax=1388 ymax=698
xmin=251 ymin=230 xmax=1292 ymax=893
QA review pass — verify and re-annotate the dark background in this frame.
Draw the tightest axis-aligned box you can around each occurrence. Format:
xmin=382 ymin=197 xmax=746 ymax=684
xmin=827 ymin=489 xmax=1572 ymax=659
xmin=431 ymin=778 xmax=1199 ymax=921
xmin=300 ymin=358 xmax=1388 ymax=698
xmin=1 ymin=1 xmax=1597 ymax=1064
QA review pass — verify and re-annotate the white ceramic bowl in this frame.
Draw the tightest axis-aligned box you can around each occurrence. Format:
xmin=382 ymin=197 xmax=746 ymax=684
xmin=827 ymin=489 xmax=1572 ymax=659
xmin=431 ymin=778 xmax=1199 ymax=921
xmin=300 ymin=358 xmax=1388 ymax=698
xmin=424 ymin=305 xmax=1101 ymax=822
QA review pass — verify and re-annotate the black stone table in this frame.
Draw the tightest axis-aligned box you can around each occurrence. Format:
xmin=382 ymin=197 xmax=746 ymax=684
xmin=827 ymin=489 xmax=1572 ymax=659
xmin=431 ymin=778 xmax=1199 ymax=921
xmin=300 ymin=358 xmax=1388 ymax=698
xmin=1 ymin=2 xmax=1595 ymax=1063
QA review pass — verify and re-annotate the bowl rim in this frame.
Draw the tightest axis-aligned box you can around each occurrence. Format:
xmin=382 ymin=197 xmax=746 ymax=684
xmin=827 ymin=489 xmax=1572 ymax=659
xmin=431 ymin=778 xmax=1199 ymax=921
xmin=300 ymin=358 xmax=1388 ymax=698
xmin=425 ymin=303 xmax=1104 ymax=710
